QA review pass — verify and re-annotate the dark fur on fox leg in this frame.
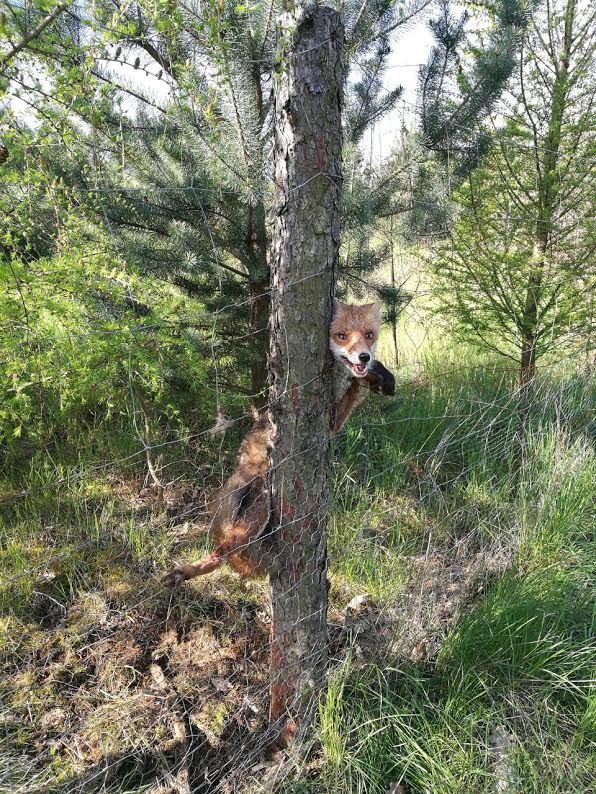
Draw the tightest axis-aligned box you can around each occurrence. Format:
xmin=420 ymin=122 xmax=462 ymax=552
xmin=266 ymin=720 xmax=297 ymax=761
xmin=162 ymin=513 xmax=276 ymax=587
xmin=366 ymin=360 xmax=395 ymax=395
xmin=162 ymin=416 xmax=272 ymax=587
xmin=333 ymin=358 xmax=396 ymax=433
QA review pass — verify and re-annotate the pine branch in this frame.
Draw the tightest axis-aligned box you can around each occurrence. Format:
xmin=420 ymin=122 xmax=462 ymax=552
xmin=0 ymin=2 xmax=69 ymax=70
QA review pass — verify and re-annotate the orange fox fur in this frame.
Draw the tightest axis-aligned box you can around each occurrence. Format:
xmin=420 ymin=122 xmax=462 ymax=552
xmin=162 ymin=301 xmax=394 ymax=587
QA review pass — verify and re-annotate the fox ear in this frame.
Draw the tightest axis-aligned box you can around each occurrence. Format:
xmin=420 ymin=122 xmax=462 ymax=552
xmin=366 ymin=301 xmax=382 ymax=319
xmin=333 ymin=298 xmax=346 ymax=314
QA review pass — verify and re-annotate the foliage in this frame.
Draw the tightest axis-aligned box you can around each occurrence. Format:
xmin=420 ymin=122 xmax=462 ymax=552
xmin=0 ymin=0 xmax=533 ymax=394
xmin=1 ymin=321 xmax=594 ymax=791
xmin=315 ymin=344 xmax=595 ymax=793
xmin=428 ymin=0 xmax=595 ymax=378
xmin=420 ymin=0 xmax=529 ymax=170
xmin=429 ymin=149 xmax=592 ymax=364
xmin=0 ymin=4 xmax=593 ymax=786
xmin=2 ymin=0 xmax=427 ymax=395
xmin=0 ymin=244 xmax=210 ymax=452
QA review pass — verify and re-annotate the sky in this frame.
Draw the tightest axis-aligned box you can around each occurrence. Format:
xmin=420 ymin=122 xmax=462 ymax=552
xmin=366 ymin=15 xmax=435 ymax=163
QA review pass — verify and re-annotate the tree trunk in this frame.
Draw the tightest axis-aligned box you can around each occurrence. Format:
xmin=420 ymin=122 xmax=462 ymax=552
xmin=250 ymin=277 xmax=270 ymax=400
xmin=520 ymin=333 xmax=537 ymax=386
xmin=519 ymin=0 xmax=576 ymax=386
xmin=246 ymin=198 xmax=271 ymax=401
xmin=267 ymin=6 xmax=343 ymax=747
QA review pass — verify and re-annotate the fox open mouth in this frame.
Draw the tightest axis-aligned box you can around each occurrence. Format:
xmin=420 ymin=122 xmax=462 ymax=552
xmin=341 ymin=357 xmax=368 ymax=377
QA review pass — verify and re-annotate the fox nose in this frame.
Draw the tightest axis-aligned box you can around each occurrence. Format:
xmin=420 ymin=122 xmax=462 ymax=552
xmin=359 ymin=352 xmax=371 ymax=363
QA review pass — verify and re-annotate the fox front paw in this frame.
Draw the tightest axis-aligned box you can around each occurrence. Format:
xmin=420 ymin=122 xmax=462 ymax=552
xmin=162 ymin=567 xmax=187 ymax=588
xmin=366 ymin=360 xmax=396 ymax=395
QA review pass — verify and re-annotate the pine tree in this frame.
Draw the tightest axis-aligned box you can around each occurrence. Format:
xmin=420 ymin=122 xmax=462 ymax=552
xmin=429 ymin=0 xmax=595 ymax=382
xmin=2 ymin=0 xmax=530 ymax=395
xmin=20 ymin=0 xmax=425 ymax=397
xmin=420 ymin=0 xmax=529 ymax=171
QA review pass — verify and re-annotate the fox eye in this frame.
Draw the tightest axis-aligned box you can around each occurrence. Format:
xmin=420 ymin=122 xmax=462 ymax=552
xmin=337 ymin=333 xmax=347 ymax=341
xmin=365 ymin=331 xmax=374 ymax=340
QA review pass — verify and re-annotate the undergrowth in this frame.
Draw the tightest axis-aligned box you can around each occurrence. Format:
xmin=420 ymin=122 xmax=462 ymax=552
xmin=1 ymin=302 xmax=594 ymax=791
xmin=308 ymin=345 xmax=596 ymax=794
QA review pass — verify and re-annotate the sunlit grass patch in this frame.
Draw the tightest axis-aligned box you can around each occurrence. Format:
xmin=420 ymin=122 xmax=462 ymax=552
xmin=306 ymin=357 xmax=595 ymax=794
xmin=440 ymin=568 xmax=594 ymax=691
xmin=318 ymin=662 xmax=494 ymax=794
xmin=519 ymin=433 xmax=595 ymax=568
xmin=316 ymin=550 xmax=594 ymax=792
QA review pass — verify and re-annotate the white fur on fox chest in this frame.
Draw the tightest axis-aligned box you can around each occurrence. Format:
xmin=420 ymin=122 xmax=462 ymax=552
xmin=332 ymin=358 xmax=354 ymax=402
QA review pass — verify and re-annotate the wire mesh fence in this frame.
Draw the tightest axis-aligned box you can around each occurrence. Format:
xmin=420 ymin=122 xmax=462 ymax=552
xmin=1 ymin=269 xmax=593 ymax=792
xmin=1 ymin=2 xmax=595 ymax=792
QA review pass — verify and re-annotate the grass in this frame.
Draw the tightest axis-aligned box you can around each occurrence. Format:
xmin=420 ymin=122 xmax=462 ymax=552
xmin=304 ymin=333 xmax=596 ymax=794
xmin=1 ymin=320 xmax=594 ymax=792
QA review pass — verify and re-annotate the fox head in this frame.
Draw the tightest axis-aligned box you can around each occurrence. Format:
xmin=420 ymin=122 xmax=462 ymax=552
xmin=330 ymin=300 xmax=382 ymax=377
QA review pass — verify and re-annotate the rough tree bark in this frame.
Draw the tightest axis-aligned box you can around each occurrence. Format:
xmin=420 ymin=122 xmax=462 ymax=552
xmin=267 ymin=6 xmax=343 ymax=746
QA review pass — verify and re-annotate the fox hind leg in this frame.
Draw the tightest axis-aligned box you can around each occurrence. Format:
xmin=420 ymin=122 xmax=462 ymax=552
xmin=162 ymin=504 xmax=269 ymax=586
xmin=162 ymin=552 xmax=226 ymax=587
xmin=161 ymin=529 xmax=251 ymax=587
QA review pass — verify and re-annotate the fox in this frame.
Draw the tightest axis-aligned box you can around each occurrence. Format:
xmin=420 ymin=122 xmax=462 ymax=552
xmin=162 ymin=300 xmax=395 ymax=587
xmin=329 ymin=300 xmax=395 ymax=431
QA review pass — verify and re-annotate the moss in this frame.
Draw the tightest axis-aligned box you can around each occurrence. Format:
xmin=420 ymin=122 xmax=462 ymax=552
xmin=191 ymin=698 xmax=233 ymax=747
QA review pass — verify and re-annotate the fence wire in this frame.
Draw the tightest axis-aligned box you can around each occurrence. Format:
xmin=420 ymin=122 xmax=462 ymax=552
xmin=1 ymin=247 xmax=594 ymax=790
xmin=1 ymin=270 xmax=593 ymax=792
xmin=1 ymin=6 xmax=595 ymax=793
